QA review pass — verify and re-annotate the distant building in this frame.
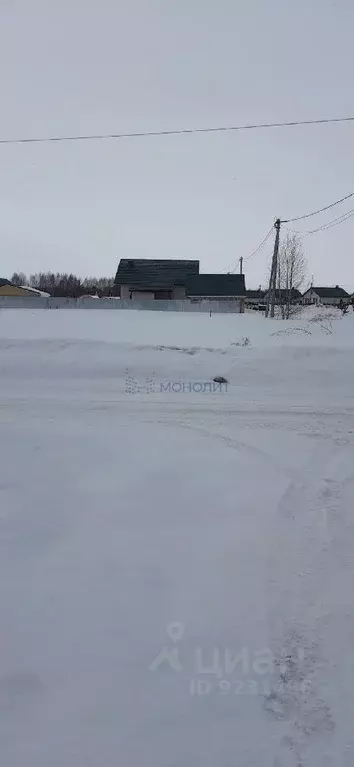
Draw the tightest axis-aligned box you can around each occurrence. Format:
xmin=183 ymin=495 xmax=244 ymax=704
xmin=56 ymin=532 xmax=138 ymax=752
xmin=302 ymin=286 xmax=349 ymax=306
xmin=19 ymin=285 xmax=50 ymax=298
xmin=114 ymin=259 xmax=199 ymax=300
xmin=186 ymin=274 xmax=245 ymax=302
xmin=263 ymin=287 xmax=302 ymax=305
xmin=245 ymin=289 xmax=266 ymax=309
xmin=0 ymin=279 xmax=49 ymax=297
xmin=113 ymin=259 xmax=246 ymax=309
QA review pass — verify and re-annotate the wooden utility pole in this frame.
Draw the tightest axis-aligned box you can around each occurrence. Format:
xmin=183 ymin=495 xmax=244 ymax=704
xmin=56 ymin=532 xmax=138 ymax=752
xmin=239 ymin=256 xmax=243 ymax=275
xmin=270 ymin=218 xmax=281 ymax=318
xmin=265 ymin=219 xmax=281 ymax=318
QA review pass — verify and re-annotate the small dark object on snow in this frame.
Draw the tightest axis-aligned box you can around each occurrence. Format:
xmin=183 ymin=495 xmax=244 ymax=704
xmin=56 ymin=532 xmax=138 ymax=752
xmin=213 ymin=376 xmax=228 ymax=384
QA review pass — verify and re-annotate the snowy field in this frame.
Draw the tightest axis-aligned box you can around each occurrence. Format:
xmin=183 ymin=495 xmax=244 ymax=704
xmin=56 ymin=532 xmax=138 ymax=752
xmin=1 ymin=307 xmax=354 ymax=766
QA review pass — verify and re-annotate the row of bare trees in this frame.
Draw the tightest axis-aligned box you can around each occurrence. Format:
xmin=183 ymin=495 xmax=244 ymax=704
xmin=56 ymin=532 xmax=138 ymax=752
xmin=10 ymin=272 xmax=113 ymax=298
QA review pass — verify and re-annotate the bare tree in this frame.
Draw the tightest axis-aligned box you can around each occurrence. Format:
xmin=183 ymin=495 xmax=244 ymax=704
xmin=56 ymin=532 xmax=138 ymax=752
xmin=276 ymin=233 xmax=307 ymax=319
xmin=11 ymin=272 xmax=27 ymax=286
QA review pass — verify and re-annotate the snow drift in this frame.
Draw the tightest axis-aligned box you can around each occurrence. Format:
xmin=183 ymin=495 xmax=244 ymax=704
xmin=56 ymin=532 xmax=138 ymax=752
xmin=1 ymin=308 xmax=354 ymax=766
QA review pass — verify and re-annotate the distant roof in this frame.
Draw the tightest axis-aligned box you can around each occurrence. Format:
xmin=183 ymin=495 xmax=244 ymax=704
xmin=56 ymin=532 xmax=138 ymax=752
xmin=20 ymin=285 xmax=50 ymax=297
xmin=0 ymin=279 xmax=48 ymax=295
xmin=114 ymin=259 xmax=199 ymax=289
xmin=186 ymin=273 xmax=246 ymax=297
xmin=246 ymin=289 xmax=266 ymax=299
xmin=264 ymin=287 xmax=302 ymax=299
xmin=306 ymin=286 xmax=349 ymax=299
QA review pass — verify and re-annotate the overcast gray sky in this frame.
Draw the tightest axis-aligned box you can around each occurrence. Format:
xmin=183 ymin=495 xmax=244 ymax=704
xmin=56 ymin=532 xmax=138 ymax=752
xmin=1 ymin=0 xmax=353 ymax=289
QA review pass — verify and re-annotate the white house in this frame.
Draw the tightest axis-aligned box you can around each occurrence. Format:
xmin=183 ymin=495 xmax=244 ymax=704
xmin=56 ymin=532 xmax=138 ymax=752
xmin=302 ymin=286 xmax=349 ymax=306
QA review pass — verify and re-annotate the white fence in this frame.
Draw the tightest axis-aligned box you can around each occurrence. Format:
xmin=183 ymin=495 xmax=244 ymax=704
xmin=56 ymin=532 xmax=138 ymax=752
xmin=0 ymin=296 xmax=243 ymax=313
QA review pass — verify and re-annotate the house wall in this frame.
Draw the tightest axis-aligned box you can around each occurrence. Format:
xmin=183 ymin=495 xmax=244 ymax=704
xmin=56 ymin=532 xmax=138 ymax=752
xmin=322 ymin=297 xmax=346 ymax=306
xmin=131 ymin=290 xmax=155 ymax=300
xmin=154 ymin=290 xmax=173 ymax=300
xmin=302 ymin=291 xmax=346 ymax=306
xmin=120 ymin=285 xmax=130 ymax=299
xmin=172 ymin=286 xmax=186 ymax=299
xmin=302 ymin=291 xmax=319 ymax=306
xmin=118 ymin=285 xmax=185 ymax=299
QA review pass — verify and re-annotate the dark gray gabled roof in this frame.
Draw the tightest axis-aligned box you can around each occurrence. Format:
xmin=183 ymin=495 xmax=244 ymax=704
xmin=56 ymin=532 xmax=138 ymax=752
xmin=264 ymin=287 xmax=302 ymax=300
xmin=307 ymin=286 xmax=349 ymax=299
xmin=246 ymin=289 xmax=266 ymax=299
xmin=186 ymin=274 xmax=246 ymax=297
xmin=114 ymin=259 xmax=199 ymax=289
xmin=0 ymin=278 xmax=12 ymax=287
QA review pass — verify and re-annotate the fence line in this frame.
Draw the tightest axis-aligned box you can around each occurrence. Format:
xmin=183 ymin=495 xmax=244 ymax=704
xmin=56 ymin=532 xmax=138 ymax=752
xmin=0 ymin=296 xmax=243 ymax=313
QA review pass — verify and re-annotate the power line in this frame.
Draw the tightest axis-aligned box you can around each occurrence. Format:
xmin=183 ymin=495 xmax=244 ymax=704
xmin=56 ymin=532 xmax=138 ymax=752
xmin=244 ymin=226 xmax=275 ymax=263
xmin=225 ymin=226 xmax=274 ymax=274
xmin=319 ymin=208 xmax=354 ymax=231
xmin=1 ymin=115 xmax=354 ymax=146
xmin=282 ymin=190 xmax=354 ymax=223
xmin=288 ymin=207 xmax=354 ymax=236
xmin=307 ymin=208 xmax=354 ymax=234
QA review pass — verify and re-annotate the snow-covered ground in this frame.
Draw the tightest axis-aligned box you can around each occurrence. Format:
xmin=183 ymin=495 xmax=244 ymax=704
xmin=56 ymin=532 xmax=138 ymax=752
xmin=1 ymin=307 xmax=354 ymax=766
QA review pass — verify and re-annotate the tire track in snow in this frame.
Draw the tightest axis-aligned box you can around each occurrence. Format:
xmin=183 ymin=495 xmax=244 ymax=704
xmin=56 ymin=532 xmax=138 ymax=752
xmin=266 ymin=442 xmax=354 ymax=765
xmin=154 ymin=417 xmax=292 ymax=474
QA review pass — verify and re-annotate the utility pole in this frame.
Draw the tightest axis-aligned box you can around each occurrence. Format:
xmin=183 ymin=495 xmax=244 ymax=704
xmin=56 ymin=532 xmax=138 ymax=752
xmin=265 ymin=218 xmax=281 ymax=318
xmin=239 ymin=256 xmax=243 ymax=275
xmin=270 ymin=219 xmax=281 ymax=318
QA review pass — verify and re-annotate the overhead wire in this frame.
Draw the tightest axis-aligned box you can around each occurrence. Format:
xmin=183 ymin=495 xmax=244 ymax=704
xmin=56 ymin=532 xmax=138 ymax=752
xmin=1 ymin=115 xmax=354 ymax=146
xmin=317 ymin=207 xmax=354 ymax=231
xmin=225 ymin=226 xmax=274 ymax=274
xmin=288 ymin=207 xmax=354 ymax=237
xmin=243 ymin=226 xmax=275 ymax=262
xmin=282 ymin=190 xmax=354 ymax=223
xmin=2 ymin=111 xmax=353 ymax=272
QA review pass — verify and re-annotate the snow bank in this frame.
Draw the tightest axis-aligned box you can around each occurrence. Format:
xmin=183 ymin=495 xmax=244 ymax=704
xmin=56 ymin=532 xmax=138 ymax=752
xmin=1 ymin=307 xmax=354 ymax=766
xmin=1 ymin=306 xmax=353 ymax=349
